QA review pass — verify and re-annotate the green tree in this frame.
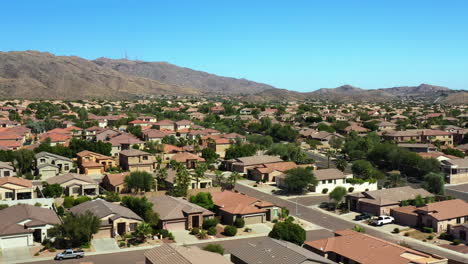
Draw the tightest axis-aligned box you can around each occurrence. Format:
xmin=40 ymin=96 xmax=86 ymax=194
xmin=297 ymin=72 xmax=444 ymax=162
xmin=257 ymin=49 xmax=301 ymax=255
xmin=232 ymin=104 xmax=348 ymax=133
xmin=283 ymin=167 xmax=317 ymax=194
xmin=124 ymin=171 xmax=155 ymax=193
xmin=201 ymin=148 xmax=219 ymax=164
xmin=203 ymin=244 xmax=224 ymax=255
xmin=247 ymin=134 xmax=274 ymax=149
xmin=329 ymin=136 xmax=343 ymax=149
xmin=351 ymin=160 xmax=382 ymax=180
xmin=214 ymin=170 xmax=224 ymax=186
xmin=225 ymin=144 xmax=258 ymax=159
xmin=194 ymin=162 xmax=208 ymax=189
xmin=422 ymin=172 xmax=445 ymax=195
xmin=442 ymin=148 xmax=465 ymax=158
xmin=42 ymin=183 xmax=63 ymax=198
xmin=49 ymin=211 xmax=100 ymax=248
xmin=329 ymin=186 xmax=347 ymax=205
xmin=12 ymin=149 xmax=35 ymax=175
xmin=121 ymin=196 xmax=159 ymax=226
xmin=133 ymin=222 xmax=153 ymax=242
xmin=226 ymin=171 xmax=240 ymax=189
xmin=268 ymin=221 xmax=306 ymax=245
xmin=189 ymin=192 xmax=214 ymax=210
xmin=335 ymin=157 xmax=348 ymax=172
xmin=170 ymin=166 xmax=191 ymax=197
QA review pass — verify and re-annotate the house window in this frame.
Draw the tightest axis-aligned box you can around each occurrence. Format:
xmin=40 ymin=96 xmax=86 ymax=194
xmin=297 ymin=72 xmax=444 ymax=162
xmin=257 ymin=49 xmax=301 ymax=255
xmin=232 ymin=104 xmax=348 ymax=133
xmin=142 ymin=156 xmax=148 ymax=161
xmin=457 ymin=217 xmax=462 ymax=224
xmin=129 ymin=223 xmax=138 ymax=231
xmin=64 ymin=165 xmax=69 ymax=171
xmin=4 ymin=171 xmax=10 ymax=177
xmin=5 ymin=192 xmax=13 ymax=199
xmin=73 ymin=187 xmax=80 ymax=194
xmin=40 ymin=158 xmax=46 ymax=163
xmin=328 ymin=180 xmax=333 ymax=183
xmin=322 ymin=180 xmax=326 ymax=184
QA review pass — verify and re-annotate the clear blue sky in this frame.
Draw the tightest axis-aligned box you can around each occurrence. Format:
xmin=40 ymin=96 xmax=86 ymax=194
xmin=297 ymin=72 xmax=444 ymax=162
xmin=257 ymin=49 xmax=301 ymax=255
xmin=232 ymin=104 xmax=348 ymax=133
xmin=1 ymin=0 xmax=467 ymax=91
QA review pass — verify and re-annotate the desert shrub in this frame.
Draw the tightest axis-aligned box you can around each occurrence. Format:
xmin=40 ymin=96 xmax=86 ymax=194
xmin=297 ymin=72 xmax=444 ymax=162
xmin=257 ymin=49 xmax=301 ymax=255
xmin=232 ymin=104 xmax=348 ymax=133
xmin=422 ymin=227 xmax=433 ymax=233
xmin=322 ymin=188 xmax=328 ymax=194
xmin=224 ymin=225 xmax=237 ymax=236
xmin=207 ymin=226 xmax=217 ymax=236
xmin=234 ymin=218 xmax=245 ymax=228
xmin=203 ymin=244 xmax=224 ymax=255
xmin=190 ymin=228 xmax=200 ymax=235
xmin=202 ymin=218 xmax=219 ymax=229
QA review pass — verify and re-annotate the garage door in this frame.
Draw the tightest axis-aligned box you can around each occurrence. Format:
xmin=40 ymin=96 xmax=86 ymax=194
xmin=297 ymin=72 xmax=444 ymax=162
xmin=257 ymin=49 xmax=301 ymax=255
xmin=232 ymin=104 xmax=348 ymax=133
xmin=243 ymin=215 xmax=263 ymax=225
xmin=165 ymin=221 xmax=186 ymax=231
xmin=1 ymin=236 xmax=29 ymax=249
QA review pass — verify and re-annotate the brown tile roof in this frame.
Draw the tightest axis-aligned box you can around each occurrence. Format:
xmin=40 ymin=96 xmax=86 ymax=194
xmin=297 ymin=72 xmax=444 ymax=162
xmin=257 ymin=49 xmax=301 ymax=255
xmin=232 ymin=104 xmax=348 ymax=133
xmin=119 ymin=149 xmax=151 ymax=157
xmin=416 ymin=199 xmax=468 ymax=221
xmin=171 ymin=152 xmax=205 ymax=163
xmin=212 ymin=191 xmax=273 ymax=215
xmin=443 ymin=158 xmax=468 ymax=167
xmin=0 ymin=176 xmax=33 ymax=187
xmin=148 ymin=196 xmax=214 ymax=221
xmin=104 ymin=172 xmax=129 ymax=186
xmin=232 ymin=155 xmax=283 ymax=166
xmin=70 ymin=199 xmax=142 ymax=221
xmin=314 ymin=168 xmax=346 ymax=180
xmin=255 ymin=161 xmax=297 ymax=174
xmin=144 ymin=243 xmax=230 ymax=264
xmin=46 ymin=173 xmax=95 ymax=185
xmin=0 ymin=204 xmax=60 ymax=236
xmin=362 ymin=186 xmax=432 ymax=203
xmin=305 ymin=230 xmax=445 ymax=264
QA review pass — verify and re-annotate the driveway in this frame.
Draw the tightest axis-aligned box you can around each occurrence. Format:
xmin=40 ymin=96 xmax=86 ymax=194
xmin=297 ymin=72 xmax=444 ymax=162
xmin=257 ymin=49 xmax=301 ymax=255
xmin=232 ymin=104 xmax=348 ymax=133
xmin=0 ymin=246 xmax=31 ymax=263
xmin=247 ymin=223 xmax=272 ymax=234
xmin=171 ymin=230 xmax=199 ymax=244
xmin=91 ymin=238 xmax=119 ymax=252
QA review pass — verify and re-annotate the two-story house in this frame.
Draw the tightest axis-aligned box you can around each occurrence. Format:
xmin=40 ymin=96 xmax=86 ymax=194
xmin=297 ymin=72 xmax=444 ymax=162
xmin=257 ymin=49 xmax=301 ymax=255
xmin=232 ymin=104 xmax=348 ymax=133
xmin=0 ymin=161 xmax=16 ymax=177
xmin=35 ymin=152 xmax=73 ymax=180
xmin=119 ymin=149 xmax=156 ymax=173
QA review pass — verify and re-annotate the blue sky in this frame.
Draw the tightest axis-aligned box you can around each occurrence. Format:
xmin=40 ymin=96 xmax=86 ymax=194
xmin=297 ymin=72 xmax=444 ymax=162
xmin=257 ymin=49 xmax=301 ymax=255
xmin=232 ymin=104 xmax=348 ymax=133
xmin=1 ymin=0 xmax=467 ymax=91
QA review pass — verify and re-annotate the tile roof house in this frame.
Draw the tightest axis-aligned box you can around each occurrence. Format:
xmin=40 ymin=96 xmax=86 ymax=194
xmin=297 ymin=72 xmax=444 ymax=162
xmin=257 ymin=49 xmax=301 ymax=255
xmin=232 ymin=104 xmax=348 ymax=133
xmin=304 ymin=230 xmax=447 ymax=264
xmin=35 ymin=152 xmax=73 ymax=180
xmin=250 ymin=161 xmax=297 ymax=183
xmin=148 ymin=196 xmax=214 ymax=231
xmin=164 ymin=169 xmax=213 ymax=190
xmin=170 ymin=152 xmax=205 ymax=169
xmin=144 ymin=243 xmax=231 ymax=264
xmin=212 ymin=191 xmax=279 ymax=225
xmin=223 ymin=155 xmax=284 ymax=174
xmin=229 ymin=237 xmax=334 ymax=264
xmin=0 ymin=176 xmax=35 ymax=200
xmin=0 ymin=204 xmax=61 ymax=249
xmin=119 ymin=149 xmax=156 ymax=173
xmin=0 ymin=161 xmax=16 ymax=177
xmin=106 ymin=133 xmax=144 ymax=157
xmin=70 ymin=199 xmax=142 ymax=237
xmin=76 ymin=150 xmax=115 ymax=176
xmin=442 ymin=159 xmax=468 ymax=184
xmin=347 ymin=186 xmax=432 ymax=216
xmin=101 ymin=172 xmax=130 ymax=193
xmin=46 ymin=173 xmax=99 ymax=197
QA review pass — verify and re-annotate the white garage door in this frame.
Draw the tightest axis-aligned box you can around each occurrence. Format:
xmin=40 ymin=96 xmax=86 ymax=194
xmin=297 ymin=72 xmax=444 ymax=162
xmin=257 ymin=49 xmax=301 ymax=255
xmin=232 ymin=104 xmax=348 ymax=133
xmin=165 ymin=221 xmax=186 ymax=231
xmin=1 ymin=236 xmax=29 ymax=249
xmin=243 ymin=215 xmax=263 ymax=225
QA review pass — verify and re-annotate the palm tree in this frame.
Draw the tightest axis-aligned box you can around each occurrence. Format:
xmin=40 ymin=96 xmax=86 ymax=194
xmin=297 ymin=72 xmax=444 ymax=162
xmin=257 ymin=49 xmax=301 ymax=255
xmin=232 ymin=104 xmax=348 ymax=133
xmin=134 ymin=222 xmax=152 ymax=242
xmin=325 ymin=149 xmax=336 ymax=168
xmin=214 ymin=170 xmax=224 ymax=186
xmin=335 ymin=158 xmax=348 ymax=172
xmin=227 ymin=172 xmax=240 ymax=189
xmin=194 ymin=162 xmax=208 ymax=189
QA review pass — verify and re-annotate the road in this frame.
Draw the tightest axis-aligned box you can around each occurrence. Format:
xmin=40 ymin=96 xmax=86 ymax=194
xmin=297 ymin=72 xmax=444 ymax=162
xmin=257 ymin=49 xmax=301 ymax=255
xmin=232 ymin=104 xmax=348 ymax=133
xmin=306 ymin=151 xmax=352 ymax=173
xmin=235 ymin=183 xmax=468 ymax=264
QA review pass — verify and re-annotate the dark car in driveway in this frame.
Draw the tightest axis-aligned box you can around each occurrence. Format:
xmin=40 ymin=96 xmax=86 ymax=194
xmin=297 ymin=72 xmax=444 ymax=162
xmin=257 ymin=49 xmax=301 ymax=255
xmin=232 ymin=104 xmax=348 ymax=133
xmin=354 ymin=213 xmax=372 ymax=221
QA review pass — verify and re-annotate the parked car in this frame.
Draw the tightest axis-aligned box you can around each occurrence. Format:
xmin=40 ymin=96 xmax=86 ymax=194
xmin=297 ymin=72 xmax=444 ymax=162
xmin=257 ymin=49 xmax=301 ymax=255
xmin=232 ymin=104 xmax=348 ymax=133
xmin=371 ymin=216 xmax=394 ymax=226
xmin=354 ymin=213 xmax=372 ymax=221
xmin=55 ymin=249 xmax=84 ymax=260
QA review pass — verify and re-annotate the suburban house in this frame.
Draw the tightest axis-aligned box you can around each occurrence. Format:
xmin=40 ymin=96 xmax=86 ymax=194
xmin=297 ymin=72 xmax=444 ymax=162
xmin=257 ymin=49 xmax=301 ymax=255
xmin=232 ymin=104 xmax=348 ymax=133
xmin=449 ymin=224 xmax=468 ymax=245
xmin=70 ymin=199 xmax=142 ymax=237
xmin=229 ymin=237 xmax=334 ymax=264
xmin=0 ymin=204 xmax=61 ymax=249
xmin=170 ymin=152 xmax=205 ymax=169
xmin=347 ymin=186 xmax=432 ymax=216
xmin=76 ymin=150 xmax=115 ymax=176
xmin=144 ymin=243 xmax=231 ymax=264
xmin=0 ymin=161 xmax=16 ymax=177
xmin=384 ymin=129 xmax=453 ymax=146
xmin=153 ymin=120 xmax=175 ymax=131
xmin=101 ymin=172 xmax=130 ymax=193
xmin=165 ymin=169 xmax=213 ymax=190
xmin=143 ymin=129 xmax=170 ymax=143
xmin=223 ymin=155 xmax=284 ymax=174
xmin=250 ymin=161 xmax=297 ymax=183
xmin=107 ymin=133 xmax=144 ymax=157
xmin=46 ymin=173 xmax=99 ymax=197
xmin=304 ymin=230 xmax=448 ymax=264
xmin=441 ymin=159 xmax=468 ymax=184
xmin=377 ymin=121 xmax=397 ymax=131
xmin=212 ymin=191 xmax=279 ymax=225
xmin=35 ymin=152 xmax=73 ymax=180
xmin=119 ymin=149 xmax=156 ymax=173
xmin=0 ymin=177 xmax=35 ymax=200
xmin=149 ymin=196 xmax=215 ymax=231
xmin=391 ymin=199 xmax=468 ymax=232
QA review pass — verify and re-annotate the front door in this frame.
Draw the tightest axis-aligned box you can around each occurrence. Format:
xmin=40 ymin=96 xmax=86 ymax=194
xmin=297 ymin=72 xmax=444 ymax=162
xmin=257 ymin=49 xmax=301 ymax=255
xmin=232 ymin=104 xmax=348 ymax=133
xmin=33 ymin=229 xmax=42 ymax=242
xmin=460 ymin=230 xmax=467 ymax=241
xmin=192 ymin=215 xmax=200 ymax=228
xmin=117 ymin=223 xmax=126 ymax=235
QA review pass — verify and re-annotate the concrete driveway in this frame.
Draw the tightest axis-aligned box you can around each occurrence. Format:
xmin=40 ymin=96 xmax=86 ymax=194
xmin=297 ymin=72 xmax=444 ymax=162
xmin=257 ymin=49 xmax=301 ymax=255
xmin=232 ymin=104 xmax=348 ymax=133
xmin=91 ymin=238 xmax=119 ymax=252
xmin=0 ymin=246 xmax=31 ymax=263
xmin=171 ymin=230 xmax=199 ymax=244
xmin=247 ymin=223 xmax=272 ymax=234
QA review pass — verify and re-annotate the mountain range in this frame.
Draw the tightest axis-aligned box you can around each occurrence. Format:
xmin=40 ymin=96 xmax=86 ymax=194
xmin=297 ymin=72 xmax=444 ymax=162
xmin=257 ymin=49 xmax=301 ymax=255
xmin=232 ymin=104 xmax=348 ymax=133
xmin=0 ymin=50 xmax=466 ymax=103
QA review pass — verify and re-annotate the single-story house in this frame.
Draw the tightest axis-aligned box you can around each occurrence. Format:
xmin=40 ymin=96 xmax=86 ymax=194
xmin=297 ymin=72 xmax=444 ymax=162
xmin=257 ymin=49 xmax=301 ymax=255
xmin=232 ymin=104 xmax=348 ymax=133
xmin=0 ymin=177 xmax=35 ymax=200
xmin=46 ymin=173 xmax=99 ymax=197
xmin=149 ymin=196 xmax=214 ymax=231
xmin=223 ymin=155 xmax=284 ymax=174
xmin=101 ymin=172 xmax=130 ymax=193
xmin=70 ymin=199 xmax=142 ymax=237
xmin=212 ymin=191 xmax=279 ymax=225
xmin=347 ymin=186 xmax=432 ymax=216
xmin=250 ymin=161 xmax=297 ymax=183
xmin=0 ymin=204 xmax=60 ymax=249
xmin=165 ymin=169 xmax=213 ymax=190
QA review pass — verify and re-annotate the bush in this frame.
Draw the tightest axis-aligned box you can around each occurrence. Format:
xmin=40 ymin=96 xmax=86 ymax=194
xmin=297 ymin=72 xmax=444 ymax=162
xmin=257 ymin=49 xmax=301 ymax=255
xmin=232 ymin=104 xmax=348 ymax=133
xmin=224 ymin=225 xmax=237 ymax=236
xmin=427 ymin=235 xmax=433 ymax=240
xmin=244 ymin=227 xmax=252 ymax=232
xmin=422 ymin=227 xmax=433 ymax=233
xmin=286 ymin=216 xmax=295 ymax=222
xmin=56 ymin=206 xmax=65 ymax=216
xmin=62 ymin=196 xmax=74 ymax=208
xmin=190 ymin=228 xmax=200 ymax=235
xmin=322 ymin=188 xmax=328 ymax=194
xmin=34 ymin=252 xmax=39 ymax=256
xmin=452 ymin=239 xmax=461 ymax=245
xmin=203 ymin=244 xmax=224 ymax=255
xmin=352 ymin=225 xmax=365 ymax=233
xmin=119 ymin=241 xmax=126 ymax=247
xmin=393 ymin=228 xmax=400 ymax=234
xmin=207 ymin=226 xmax=217 ymax=236
xmin=348 ymin=187 xmax=354 ymax=193
xmin=268 ymin=221 xmax=306 ymax=245
xmin=49 ymin=248 xmax=56 ymax=252
xmin=199 ymin=230 xmax=208 ymax=239
xmin=202 ymin=218 xmax=219 ymax=229
xmin=404 ymin=232 xmax=410 ymax=237
xmin=234 ymin=218 xmax=245 ymax=228
xmin=438 ymin=232 xmax=454 ymax=241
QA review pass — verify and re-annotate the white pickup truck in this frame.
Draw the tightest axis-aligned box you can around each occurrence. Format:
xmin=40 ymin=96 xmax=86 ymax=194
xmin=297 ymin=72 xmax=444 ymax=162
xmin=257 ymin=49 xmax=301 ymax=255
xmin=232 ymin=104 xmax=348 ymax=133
xmin=371 ymin=216 xmax=394 ymax=226
xmin=54 ymin=249 xmax=85 ymax=260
